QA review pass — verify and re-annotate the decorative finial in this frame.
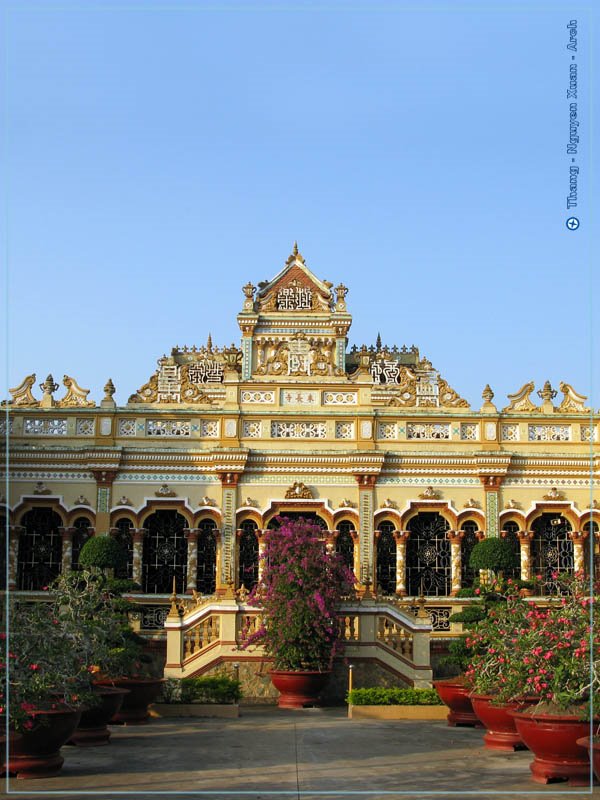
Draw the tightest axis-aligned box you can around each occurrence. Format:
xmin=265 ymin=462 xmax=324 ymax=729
xmin=376 ymin=333 xmax=382 ymax=351
xmin=482 ymin=384 xmax=494 ymax=403
xmin=293 ymin=241 xmax=298 ymax=255
xmin=104 ymin=379 xmax=115 ymax=398
xmin=207 ymin=333 xmax=213 ymax=352
xmin=39 ymin=374 xmax=59 ymax=408
xmin=538 ymin=380 xmax=557 ymax=403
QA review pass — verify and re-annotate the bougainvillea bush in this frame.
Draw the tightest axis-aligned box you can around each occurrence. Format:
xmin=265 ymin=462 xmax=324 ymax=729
xmin=240 ymin=518 xmax=355 ymax=671
xmin=465 ymin=572 xmax=599 ymax=713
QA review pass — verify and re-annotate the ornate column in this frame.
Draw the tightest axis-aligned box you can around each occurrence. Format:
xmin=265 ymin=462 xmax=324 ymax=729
xmin=184 ymin=528 xmax=200 ymax=593
xmin=257 ymin=530 xmax=267 ymax=582
xmin=218 ymin=472 xmax=241 ymax=593
xmin=349 ymin=529 xmax=360 ymax=587
xmin=394 ymin=531 xmax=409 ymax=596
xmin=569 ymin=530 xmax=586 ymax=574
xmin=58 ymin=526 xmax=75 ymax=572
xmin=8 ymin=525 xmax=24 ymax=589
xmin=518 ymin=531 xmax=534 ymax=581
xmin=131 ymin=528 xmax=146 ymax=587
xmin=447 ymin=531 xmax=462 ymax=596
xmin=479 ymin=474 xmax=503 ymax=538
xmin=354 ymin=474 xmax=377 ymax=590
xmin=90 ymin=469 xmax=118 ymax=535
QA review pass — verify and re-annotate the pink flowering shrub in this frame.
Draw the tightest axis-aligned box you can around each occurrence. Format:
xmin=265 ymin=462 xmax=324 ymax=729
xmin=465 ymin=572 xmax=599 ymax=713
xmin=239 ymin=518 xmax=355 ymax=671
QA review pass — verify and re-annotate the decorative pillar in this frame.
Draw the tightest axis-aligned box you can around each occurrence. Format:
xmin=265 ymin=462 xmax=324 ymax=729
xmin=479 ymin=474 xmax=503 ymax=537
xmin=350 ymin=529 xmax=360 ymax=588
xmin=393 ymin=531 xmax=409 ymax=596
xmin=132 ymin=528 xmax=146 ymax=587
xmin=518 ymin=531 xmax=534 ymax=581
xmin=257 ymin=530 xmax=267 ymax=582
xmin=184 ymin=528 xmax=199 ymax=593
xmin=58 ymin=527 xmax=74 ymax=572
xmin=218 ymin=472 xmax=241 ymax=593
xmin=447 ymin=531 xmax=462 ymax=596
xmin=90 ymin=469 xmax=118 ymax=535
xmin=354 ymin=474 xmax=377 ymax=589
xmin=8 ymin=525 xmax=23 ymax=589
xmin=325 ymin=530 xmax=336 ymax=555
xmin=569 ymin=530 xmax=586 ymax=574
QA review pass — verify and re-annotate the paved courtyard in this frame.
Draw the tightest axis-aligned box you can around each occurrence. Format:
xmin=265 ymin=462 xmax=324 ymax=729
xmin=5 ymin=707 xmax=598 ymax=800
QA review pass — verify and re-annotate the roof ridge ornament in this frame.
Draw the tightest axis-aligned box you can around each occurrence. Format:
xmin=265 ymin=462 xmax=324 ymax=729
xmin=4 ymin=373 xmax=39 ymax=407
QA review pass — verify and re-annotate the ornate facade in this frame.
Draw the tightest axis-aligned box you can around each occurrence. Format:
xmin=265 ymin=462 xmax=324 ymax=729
xmin=2 ymin=246 xmax=598 ymax=668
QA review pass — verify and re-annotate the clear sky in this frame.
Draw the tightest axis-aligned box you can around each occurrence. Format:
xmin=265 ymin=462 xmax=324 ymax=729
xmin=1 ymin=0 xmax=596 ymax=409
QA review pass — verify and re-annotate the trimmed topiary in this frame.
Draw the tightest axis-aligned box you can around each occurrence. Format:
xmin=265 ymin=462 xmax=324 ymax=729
xmin=468 ymin=537 xmax=517 ymax=573
xmin=79 ymin=535 xmax=127 ymax=571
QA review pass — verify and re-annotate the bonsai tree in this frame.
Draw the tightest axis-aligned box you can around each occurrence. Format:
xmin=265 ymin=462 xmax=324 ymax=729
xmin=78 ymin=534 xmax=127 ymax=574
xmin=469 ymin=537 xmax=518 ymax=581
xmin=240 ymin=518 xmax=355 ymax=671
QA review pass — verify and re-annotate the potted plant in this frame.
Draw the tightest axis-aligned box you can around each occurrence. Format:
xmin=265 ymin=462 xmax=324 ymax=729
xmin=504 ymin=572 xmax=600 ymax=785
xmin=433 ymin=589 xmax=485 ymax=727
xmin=76 ymin=536 xmax=164 ymax=725
xmin=49 ymin=569 xmax=132 ymax=745
xmin=240 ymin=517 xmax=355 ymax=708
xmin=1 ymin=599 xmax=93 ymax=778
xmin=464 ymin=579 xmax=539 ymax=750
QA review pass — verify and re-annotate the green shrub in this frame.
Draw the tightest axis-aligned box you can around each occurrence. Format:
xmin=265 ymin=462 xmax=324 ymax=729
xmin=469 ymin=538 xmax=517 ymax=572
xmin=346 ymin=687 xmax=442 ymax=706
xmin=449 ymin=605 xmax=486 ymax=625
xmin=79 ymin=535 xmax=127 ymax=570
xmin=454 ymin=587 xmax=478 ymax=597
xmin=179 ymin=675 xmax=242 ymax=704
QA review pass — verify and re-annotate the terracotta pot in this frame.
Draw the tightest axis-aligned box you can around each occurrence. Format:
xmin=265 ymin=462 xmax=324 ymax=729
xmin=96 ymin=677 xmax=164 ymax=725
xmin=470 ymin=695 xmax=537 ymax=751
xmin=269 ymin=670 xmax=331 ymax=709
xmin=576 ymin=736 xmax=600 ymax=783
xmin=69 ymin=686 xmax=130 ymax=746
xmin=510 ymin=708 xmax=599 ymax=786
xmin=2 ymin=706 xmax=82 ymax=779
xmin=432 ymin=679 xmax=483 ymax=728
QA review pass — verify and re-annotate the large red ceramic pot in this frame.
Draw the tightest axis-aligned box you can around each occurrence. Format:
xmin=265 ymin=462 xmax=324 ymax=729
xmin=269 ymin=670 xmax=331 ymax=709
xmin=510 ymin=709 xmax=599 ymax=786
xmin=2 ymin=706 xmax=82 ymax=779
xmin=432 ymin=679 xmax=483 ymax=728
xmin=576 ymin=737 xmax=600 ymax=783
xmin=96 ymin=677 xmax=164 ymax=725
xmin=470 ymin=695 xmax=537 ymax=751
xmin=70 ymin=686 xmax=130 ymax=746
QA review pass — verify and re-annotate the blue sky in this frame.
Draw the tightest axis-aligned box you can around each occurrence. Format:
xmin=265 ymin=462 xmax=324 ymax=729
xmin=1 ymin=1 xmax=596 ymax=408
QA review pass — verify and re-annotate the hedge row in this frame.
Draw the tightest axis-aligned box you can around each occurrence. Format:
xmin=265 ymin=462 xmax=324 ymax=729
xmin=347 ymin=687 xmax=443 ymax=706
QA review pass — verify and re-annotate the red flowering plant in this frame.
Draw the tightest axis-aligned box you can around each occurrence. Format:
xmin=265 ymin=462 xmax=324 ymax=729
xmin=465 ymin=571 xmax=600 ymax=714
xmin=1 ymin=599 xmax=95 ymax=732
xmin=239 ymin=518 xmax=356 ymax=671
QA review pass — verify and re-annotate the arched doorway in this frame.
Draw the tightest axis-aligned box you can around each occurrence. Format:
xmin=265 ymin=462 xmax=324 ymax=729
xmin=336 ymin=520 xmax=355 ymax=573
xmin=406 ymin=512 xmax=451 ymax=596
xmin=376 ymin=521 xmax=396 ymax=594
xmin=530 ymin=513 xmax=573 ymax=594
xmin=18 ymin=507 xmax=63 ymax=590
xmin=142 ymin=510 xmax=188 ymax=594
xmin=196 ymin=518 xmax=217 ymax=595
xmin=238 ymin=519 xmax=259 ymax=591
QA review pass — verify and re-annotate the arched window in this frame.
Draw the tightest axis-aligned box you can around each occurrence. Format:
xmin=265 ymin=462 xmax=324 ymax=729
xmin=501 ymin=521 xmax=522 ymax=580
xmin=197 ymin=518 xmax=217 ymax=595
xmin=267 ymin=512 xmax=327 ymax=530
xmin=142 ymin=510 xmax=187 ymax=594
xmin=71 ymin=517 xmax=92 ymax=570
xmin=406 ymin=512 xmax=451 ymax=596
xmin=582 ymin=521 xmax=599 ymax=578
xmin=18 ymin=508 xmax=63 ymax=590
xmin=113 ymin=518 xmax=134 ymax=580
xmin=460 ymin=521 xmax=479 ymax=588
xmin=531 ymin=513 xmax=574 ymax=595
xmin=238 ymin=520 xmax=258 ymax=591
xmin=376 ymin=521 xmax=396 ymax=595
xmin=336 ymin=520 xmax=355 ymax=573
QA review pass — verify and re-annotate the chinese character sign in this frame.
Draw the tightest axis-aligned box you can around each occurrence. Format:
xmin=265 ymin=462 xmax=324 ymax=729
xmin=276 ymin=285 xmax=313 ymax=310
xmin=188 ymin=361 xmax=224 ymax=384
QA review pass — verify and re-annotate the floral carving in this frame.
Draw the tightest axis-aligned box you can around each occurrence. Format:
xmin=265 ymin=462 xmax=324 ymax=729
xmin=57 ymin=375 xmax=95 ymax=407
xmin=558 ymin=382 xmax=590 ymax=413
xmin=4 ymin=373 xmax=39 ymax=407
xmin=284 ymin=481 xmax=314 ymax=499
xmin=502 ymin=381 xmax=538 ymax=413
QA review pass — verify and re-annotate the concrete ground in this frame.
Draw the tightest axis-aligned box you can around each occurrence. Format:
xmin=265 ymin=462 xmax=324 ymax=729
xmin=5 ymin=706 xmax=598 ymax=800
